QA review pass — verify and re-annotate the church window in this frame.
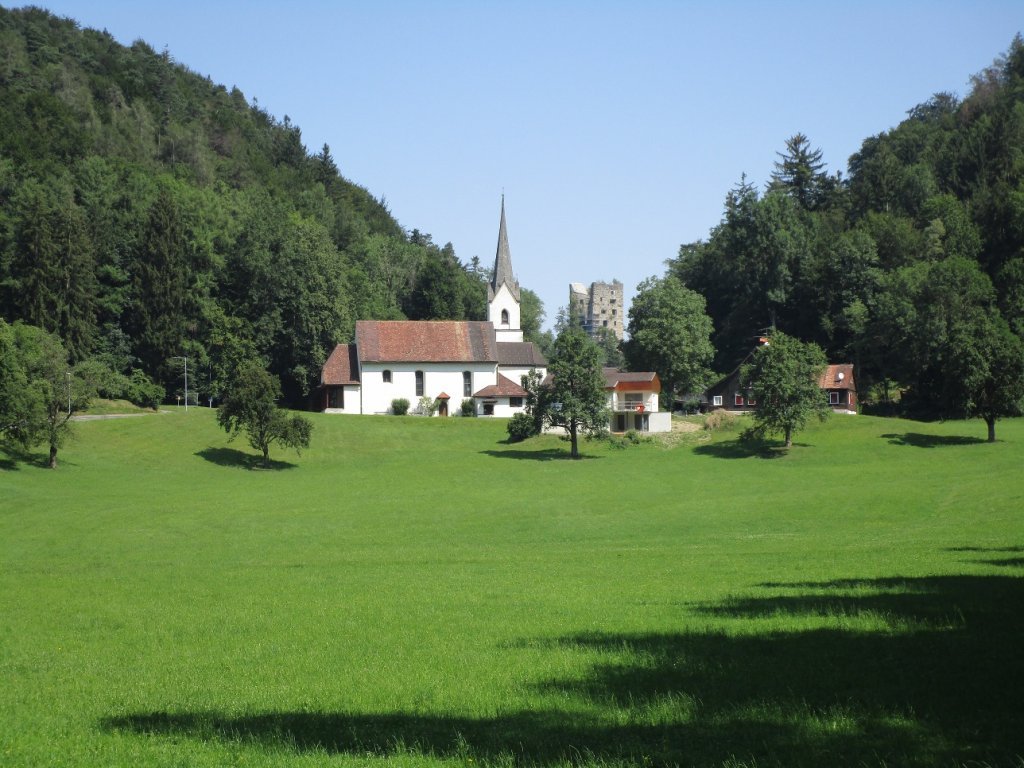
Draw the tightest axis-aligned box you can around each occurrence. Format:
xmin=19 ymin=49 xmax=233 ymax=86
xmin=501 ymin=309 xmax=509 ymax=326
xmin=382 ymin=369 xmax=392 ymax=383
xmin=463 ymin=371 xmax=472 ymax=397
xmin=415 ymin=370 xmax=424 ymax=396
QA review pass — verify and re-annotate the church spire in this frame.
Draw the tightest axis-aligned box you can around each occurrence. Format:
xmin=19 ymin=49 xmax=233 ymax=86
xmin=489 ymin=195 xmax=520 ymax=302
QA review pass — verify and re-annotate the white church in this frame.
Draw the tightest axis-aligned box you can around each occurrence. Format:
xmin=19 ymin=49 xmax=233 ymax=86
xmin=319 ymin=199 xmax=548 ymax=416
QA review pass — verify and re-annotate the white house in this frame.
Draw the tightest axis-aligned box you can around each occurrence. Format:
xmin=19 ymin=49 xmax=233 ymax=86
xmin=604 ymin=369 xmax=672 ymax=433
xmin=319 ymin=199 xmax=547 ymax=416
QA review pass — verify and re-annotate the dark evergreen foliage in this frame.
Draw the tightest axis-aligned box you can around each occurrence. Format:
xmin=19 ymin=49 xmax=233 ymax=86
xmin=671 ymin=35 xmax=1024 ymax=424
xmin=0 ymin=6 xmax=506 ymax=405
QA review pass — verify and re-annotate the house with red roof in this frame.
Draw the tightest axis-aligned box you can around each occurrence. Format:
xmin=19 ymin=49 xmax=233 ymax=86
xmin=319 ymin=199 xmax=548 ymax=416
xmin=702 ymin=345 xmax=858 ymax=414
xmin=604 ymin=369 xmax=672 ymax=432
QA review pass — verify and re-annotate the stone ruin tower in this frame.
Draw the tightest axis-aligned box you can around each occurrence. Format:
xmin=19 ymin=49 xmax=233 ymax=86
xmin=569 ymin=279 xmax=624 ymax=341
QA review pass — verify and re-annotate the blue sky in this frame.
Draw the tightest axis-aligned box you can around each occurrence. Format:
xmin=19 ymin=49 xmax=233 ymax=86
xmin=22 ymin=1 xmax=1022 ymax=330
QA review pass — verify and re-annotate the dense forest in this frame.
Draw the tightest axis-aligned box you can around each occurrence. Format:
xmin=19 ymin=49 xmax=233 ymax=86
xmin=668 ymin=35 xmax=1024 ymax=418
xmin=0 ymin=6 xmax=545 ymax=405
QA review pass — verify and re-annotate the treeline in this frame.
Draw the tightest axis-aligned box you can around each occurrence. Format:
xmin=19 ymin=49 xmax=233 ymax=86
xmin=670 ymin=36 xmax=1024 ymax=418
xmin=0 ymin=7 xmax=539 ymax=406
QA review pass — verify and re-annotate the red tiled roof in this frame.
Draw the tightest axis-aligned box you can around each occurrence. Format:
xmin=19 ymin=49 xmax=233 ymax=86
xmin=819 ymin=364 xmax=855 ymax=391
xmin=356 ymin=320 xmax=498 ymax=363
xmin=497 ymin=342 xmax=547 ymax=367
xmin=602 ymin=368 xmax=661 ymax=392
xmin=472 ymin=373 xmax=528 ymax=398
xmin=321 ymin=344 xmax=360 ymax=385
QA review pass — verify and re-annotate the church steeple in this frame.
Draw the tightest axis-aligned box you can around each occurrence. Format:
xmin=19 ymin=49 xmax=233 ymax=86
xmin=487 ymin=196 xmax=523 ymax=342
xmin=489 ymin=196 xmax=520 ymax=302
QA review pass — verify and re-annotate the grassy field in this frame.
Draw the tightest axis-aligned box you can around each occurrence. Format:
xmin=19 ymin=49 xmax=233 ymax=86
xmin=1 ymin=408 xmax=1021 ymax=767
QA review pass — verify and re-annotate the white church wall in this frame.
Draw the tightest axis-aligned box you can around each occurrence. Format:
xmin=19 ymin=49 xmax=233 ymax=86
xmin=360 ymin=363 xmax=497 ymax=415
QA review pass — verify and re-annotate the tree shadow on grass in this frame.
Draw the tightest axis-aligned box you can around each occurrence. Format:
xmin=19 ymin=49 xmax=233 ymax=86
xmin=692 ymin=437 xmax=795 ymax=459
xmin=881 ymin=433 xmax=987 ymax=448
xmin=481 ymin=448 xmax=602 ymax=461
xmin=194 ymin=447 xmax=296 ymax=471
xmin=104 ymin=559 xmax=1023 ymax=767
xmin=0 ymin=443 xmax=65 ymax=470
xmin=944 ymin=546 xmax=1024 ymax=569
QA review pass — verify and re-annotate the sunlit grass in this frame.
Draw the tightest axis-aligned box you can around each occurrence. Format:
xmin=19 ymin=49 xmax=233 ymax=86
xmin=1 ymin=410 xmax=1022 ymax=767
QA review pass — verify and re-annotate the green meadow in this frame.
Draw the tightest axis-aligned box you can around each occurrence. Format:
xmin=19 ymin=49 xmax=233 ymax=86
xmin=1 ymin=409 xmax=1021 ymax=768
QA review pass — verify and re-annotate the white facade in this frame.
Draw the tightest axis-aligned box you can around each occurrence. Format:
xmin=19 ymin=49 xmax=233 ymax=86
xmin=322 ymin=385 xmax=362 ymax=415
xmin=359 ymin=362 xmax=498 ymax=414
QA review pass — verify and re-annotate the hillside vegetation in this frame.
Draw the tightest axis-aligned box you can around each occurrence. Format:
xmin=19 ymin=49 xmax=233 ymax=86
xmin=0 ymin=6 xmax=538 ymax=404
xmin=670 ymin=36 xmax=1024 ymax=421
xmin=1 ymin=412 xmax=1022 ymax=767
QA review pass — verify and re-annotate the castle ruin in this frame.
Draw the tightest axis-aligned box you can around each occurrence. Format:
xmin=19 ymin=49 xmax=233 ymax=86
xmin=569 ymin=280 xmax=624 ymax=341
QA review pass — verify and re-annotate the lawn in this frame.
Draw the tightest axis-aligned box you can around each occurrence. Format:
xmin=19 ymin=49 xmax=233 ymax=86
xmin=1 ymin=409 xmax=1021 ymax=767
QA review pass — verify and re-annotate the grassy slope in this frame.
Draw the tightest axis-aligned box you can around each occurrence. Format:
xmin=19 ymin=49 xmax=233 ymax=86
xmin=1 ymin=410 xmax=1021 ymax=768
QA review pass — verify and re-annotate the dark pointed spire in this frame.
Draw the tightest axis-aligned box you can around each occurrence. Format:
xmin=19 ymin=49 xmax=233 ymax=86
xmin=490 ymin=195 xmax=520 ymax=301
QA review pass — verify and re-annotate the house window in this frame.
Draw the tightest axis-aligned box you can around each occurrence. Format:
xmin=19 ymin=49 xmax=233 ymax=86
xmin=829 ymin=391 xmax=840 ymax=405
xmin=713 ymin=395 xmax=723 ymax=407
xmin=509 ymin=397 xmax=523 ymax=408
xmin=734 ymin=393 xmax=744 ymax=407
xmin=483 ymin=401 xmax=495 ymax=416
xmin=501 ymin=309 xmax=509 ymax=326
xmin=625 ymin=393 xmax=643 ymax=410
xmin=382 ymin=369 xmax=392 ymax=383
xmin=415 ymin=370 xmax=424 ymax=397
xmin=747 ymin=392 xmax=756 ymax=406
xmin=463 ymin=371 xmax=472 ymax=397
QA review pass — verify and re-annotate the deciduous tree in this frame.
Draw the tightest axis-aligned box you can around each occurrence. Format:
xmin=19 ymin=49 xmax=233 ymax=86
xmin=545 ymin=327 xmax=608 ymax=459
xmin=4 ymin=322 xmax=92 ymax=468
xmin=625 ymin=275 xmax=714 ymax=407
xmin=742 ymin=331 xmax=829 ymax=448
xmin=217 ymin=361 xmax=313 ymax=465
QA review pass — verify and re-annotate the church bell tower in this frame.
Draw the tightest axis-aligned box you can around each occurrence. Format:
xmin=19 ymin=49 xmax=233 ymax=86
xmin=487 ymin=197 xmax=523 ymax=342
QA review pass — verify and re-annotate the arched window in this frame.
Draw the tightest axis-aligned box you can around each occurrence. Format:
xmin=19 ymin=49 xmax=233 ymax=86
xmin=463 ymin=371 xmax=472 ymax=397
xmin=382 ymin=369 xmax=392 ymax=383
xmin=415 ymin=370 xmax=424 ymax=396
xmin=501 ymin=309 xmax=509 ymax=326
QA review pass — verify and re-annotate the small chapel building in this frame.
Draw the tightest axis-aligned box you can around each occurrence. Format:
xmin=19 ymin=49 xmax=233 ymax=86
xmin=319 ymin=200 xmax=548 ymax=416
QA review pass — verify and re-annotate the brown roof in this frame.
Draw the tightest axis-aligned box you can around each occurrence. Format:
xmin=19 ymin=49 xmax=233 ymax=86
xmin=602 ymin=368 xmax=661 ymax=392
xmin=472 ymin=373 xmax=528 ymax=398
xmin=819 ymin=364 xmax=855 ymax=391
xmin=321 ymin=344 xmax=360 ymax=385
xmin=356 ymin=320 xmax=498 ymax=363
xmin=497 ymin=341 xmax=547 ymax=367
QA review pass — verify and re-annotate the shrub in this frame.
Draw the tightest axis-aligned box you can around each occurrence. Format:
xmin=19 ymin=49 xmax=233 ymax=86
xmin=460 ymin=398 xmax=475 ymax=417
xmin=704 ymin=409 xmax=737 ymax=431
xmin=506 ymin=412 xmax=538 ymax=442
xmin=391 ymin=398 xmax=410 ymax=415
xmin=417 ymin=396 xmax=437 ymax=416
xmin=125 ymin=369 xmax=164 ymax=409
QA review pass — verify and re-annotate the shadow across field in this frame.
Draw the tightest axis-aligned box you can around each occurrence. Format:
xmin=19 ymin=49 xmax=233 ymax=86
xmin=881 ymin=432 xmax=987 ymax=448
xmin=480 ymin=448 xmax=601 ymax=461
xmin=692 ymin=437 xmax=796 ymax=459
xmin=0 ymin=443 xmax=70 ymax=470
xmin=194 ymin=447 xmax=296 ymax=471
xmin=105 ymin=564 xmax=1024 ymax=766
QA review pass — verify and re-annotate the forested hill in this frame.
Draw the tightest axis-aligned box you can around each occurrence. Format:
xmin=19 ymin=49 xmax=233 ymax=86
xmin=0 ymin=6 xmax=522 ymax=404
xmin=669 ymin=35 xmax=1024 ymax=415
